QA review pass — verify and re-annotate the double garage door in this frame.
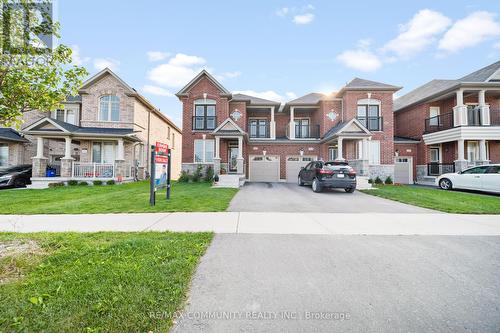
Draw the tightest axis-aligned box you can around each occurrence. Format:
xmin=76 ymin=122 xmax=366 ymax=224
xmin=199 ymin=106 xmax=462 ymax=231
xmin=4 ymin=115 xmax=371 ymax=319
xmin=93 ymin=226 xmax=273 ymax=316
xmin=249 ymin=155 xmax=316 ymax=183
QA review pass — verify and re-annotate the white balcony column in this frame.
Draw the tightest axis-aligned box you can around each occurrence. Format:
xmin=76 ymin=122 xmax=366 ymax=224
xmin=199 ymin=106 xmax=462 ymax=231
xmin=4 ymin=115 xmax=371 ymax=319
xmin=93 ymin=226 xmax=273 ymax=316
xmin=35 ymin=136 xmax=45 ymax=158
xmin=117 ymin=138 xmax=125 ymax=161
xmin=336 ymin=137 xmax=345 ymax=161
xmin=479 ymin=139 xmax=488 ymax=163
xmin=270 ymin=106 xmax=276 ymax=139
xmin=453 ymin=89 xmax=467 ymax=126
xmin=478 ymin=90 xmax=490 ymax=125
xmin=289 ymin=107 xmax=295 ymax=139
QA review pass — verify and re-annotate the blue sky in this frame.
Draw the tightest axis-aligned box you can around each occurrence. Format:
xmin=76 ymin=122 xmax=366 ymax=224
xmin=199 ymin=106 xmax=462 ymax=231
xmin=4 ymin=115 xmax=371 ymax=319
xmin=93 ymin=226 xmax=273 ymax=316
xmin=59 ymin=0 xmax=500 ymax=126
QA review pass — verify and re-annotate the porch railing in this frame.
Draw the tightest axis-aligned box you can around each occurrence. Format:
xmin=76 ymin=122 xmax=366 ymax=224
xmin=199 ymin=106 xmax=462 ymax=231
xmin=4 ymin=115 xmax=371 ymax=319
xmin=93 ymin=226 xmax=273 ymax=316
xmin=427 ymin=163 xmax=455 ymax=176
xmin=73 ymin=162 xmax=114 ymax=178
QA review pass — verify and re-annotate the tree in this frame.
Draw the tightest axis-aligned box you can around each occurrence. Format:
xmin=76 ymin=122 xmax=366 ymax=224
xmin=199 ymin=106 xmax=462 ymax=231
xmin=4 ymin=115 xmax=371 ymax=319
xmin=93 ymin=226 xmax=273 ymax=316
xmin=0 ymin=0 xmax=88 ymax=126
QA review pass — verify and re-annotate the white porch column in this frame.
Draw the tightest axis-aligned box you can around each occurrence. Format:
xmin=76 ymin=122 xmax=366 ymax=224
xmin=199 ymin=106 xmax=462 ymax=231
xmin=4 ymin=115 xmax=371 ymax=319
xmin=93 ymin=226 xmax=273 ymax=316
xmin=454 ymin=139 xmax=468 ymax=172
xmin=479 ymin=139 xmax=488 ymax=163
xmin=35 ymin=137 xmax=44 ymax=158
xmin=336 ymin=137 xmax=344 ymax=161
xmin=270 ymin=106 xmax=276 ymax=139
xmin=362 ymin=138 xmax=369 ymax=160
xmin=237 ymin=136 xmax=243 ymax=158
xmin=215 ymin=136 xmax=220 ymax=159
xmin=478 ymin=90 xmax=490 ymax=125
xmin=64 ymin=137 xmax=72 ymax=159
xmin=453 ymin=89 xmax=467 ymax=126
xmin=117 ymin=138 xmax=124 ymax=160
xmin=289 ymin=107 xmax=295 ymax=139
xmin=236 ymin=136 xmax=244 ymax=174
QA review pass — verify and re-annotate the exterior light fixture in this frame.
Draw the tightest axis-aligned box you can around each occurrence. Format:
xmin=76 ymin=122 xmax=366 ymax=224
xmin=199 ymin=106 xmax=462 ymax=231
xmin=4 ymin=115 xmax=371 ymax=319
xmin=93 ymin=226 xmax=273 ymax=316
xmin=299 ymin=148 xmax=304 ymax=156
xmin=262 ymin=149 xmax=267 ymax=156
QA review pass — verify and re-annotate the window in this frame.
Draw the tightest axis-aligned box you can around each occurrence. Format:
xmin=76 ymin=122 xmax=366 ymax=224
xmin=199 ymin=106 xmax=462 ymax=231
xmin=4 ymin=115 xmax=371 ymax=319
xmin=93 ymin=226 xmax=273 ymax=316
xmin=194 ymin=139 xmax=214 ymax=163
xmin=486 ymin=166 xmax=500 ymax=174
xmin=467 ymin=141 xmax=479 ymax=162
xmin=99 ymin=95 xmax=120 ymax=121
xmin=357 ymin=104 xmax=381 ymax=131
xmin=0 ymin=143 xmax=8 ymax=167
xmin=294 ymin=119 xmax=310 ymax=138
xmin=429 ymin=107 xmax=440 ymax=126
xmin=328 ymin=147 xmax=338 ymax=161
xmin=167 ymin=127 xmax=171 ymax=140
xmin=51 ymin=105 xmax=78 ymax=125
xmin=430 ymin=147 xmax=440 ymax=163
xmin=172 ymin=133 xmax=175 ymax=149
xmin=193 ymin=99 xmax=216 ymax=130
xmin=92 ymin=142 xmax=116 ymax=163
xmin=369 ymin=140 xmax=380 ymax=165
xmin=249 ymin=119 xmax=269 ymax=138
xmin=462 ymin=166 xmax=489 ymax=174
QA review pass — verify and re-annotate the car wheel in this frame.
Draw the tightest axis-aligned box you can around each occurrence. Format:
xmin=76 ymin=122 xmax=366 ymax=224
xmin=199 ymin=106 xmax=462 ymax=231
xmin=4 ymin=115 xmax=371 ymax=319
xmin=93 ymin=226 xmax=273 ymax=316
xmin=345 ymin=187 xmax=355 ymax=193
xmin=298 ymin=176 xmax=304 ymax=186
xmin=439 ymin=178 xmax=452 ymax=190
xmin=312 ymin=178 xmax=322 ymax=193
xmin=13 ymin=178 xmax=27 ymax=188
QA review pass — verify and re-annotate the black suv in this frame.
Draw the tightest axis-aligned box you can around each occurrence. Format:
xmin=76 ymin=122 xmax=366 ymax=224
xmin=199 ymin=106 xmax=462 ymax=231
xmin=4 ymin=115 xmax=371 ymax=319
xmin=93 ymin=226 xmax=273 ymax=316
xmin=298 ymin=160 xmax=356 ymax=193
xmin=0 ymin=164 xmax=32 ymax=188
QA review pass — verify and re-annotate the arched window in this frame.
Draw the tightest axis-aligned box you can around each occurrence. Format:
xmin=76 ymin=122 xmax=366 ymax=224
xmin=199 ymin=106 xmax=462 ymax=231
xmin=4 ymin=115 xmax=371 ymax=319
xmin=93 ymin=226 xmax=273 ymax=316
xmin=99 ymin=95 xmax=120 ymax=121
xmin=193 ymin=99 xmax=216 ymax=130
xmin=357 ymin=98 xmax=381 ymax=131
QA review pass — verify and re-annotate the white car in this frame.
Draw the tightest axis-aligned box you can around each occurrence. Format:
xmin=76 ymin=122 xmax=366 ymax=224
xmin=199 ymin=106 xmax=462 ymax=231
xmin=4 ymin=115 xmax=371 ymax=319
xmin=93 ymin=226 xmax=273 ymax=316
xmin=436 ymin=164 xmax=500 ymax=194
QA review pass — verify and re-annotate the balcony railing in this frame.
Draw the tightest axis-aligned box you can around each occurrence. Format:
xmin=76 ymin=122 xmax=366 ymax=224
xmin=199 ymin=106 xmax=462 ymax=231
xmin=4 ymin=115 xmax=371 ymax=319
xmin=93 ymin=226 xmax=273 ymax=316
xmin=490 ymin=109 xmax=500 ymax=126
xmin=427 ymin=163 xmax=455 ymax=176
xmin=357 ymin=117 xmax=383 ymax=131
xmin=424 ymin=112 xmax=454 ymax=133
xmin=286 ymin=124 xmax=320 ymax=139
xmin=248 ymin=121 xmax=271 ymax=139
xmin=192 ymin=116 xmax=217 ymax=131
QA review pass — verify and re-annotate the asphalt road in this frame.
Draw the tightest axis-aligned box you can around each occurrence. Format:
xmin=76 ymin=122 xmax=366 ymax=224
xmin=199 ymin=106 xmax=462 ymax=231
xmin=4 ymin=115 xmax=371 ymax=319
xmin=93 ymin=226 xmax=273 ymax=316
xmin=172 ymin=234 xmax=500 ymax=332
xmin=228 ymin=182 xmax=434 ymax=213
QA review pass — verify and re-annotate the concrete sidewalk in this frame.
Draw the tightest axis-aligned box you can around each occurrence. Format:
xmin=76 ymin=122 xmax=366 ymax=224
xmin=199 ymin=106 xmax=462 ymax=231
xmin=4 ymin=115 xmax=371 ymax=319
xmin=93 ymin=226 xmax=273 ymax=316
xmin=0 ymin=212 xmax=500 ymax=235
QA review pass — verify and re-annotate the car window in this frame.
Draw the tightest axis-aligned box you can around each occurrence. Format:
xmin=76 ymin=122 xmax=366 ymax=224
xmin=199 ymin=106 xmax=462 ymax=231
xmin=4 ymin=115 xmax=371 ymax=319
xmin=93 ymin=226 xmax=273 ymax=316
xmin=486 ymin=166 xmax=500 ymax=174
xmin=461 ymin=166 xmax=489 ymax=174
xmin=314 ymin=162 xmax=322 ymax=169
xmin=304 ymin=163 xmax=313 ymax=170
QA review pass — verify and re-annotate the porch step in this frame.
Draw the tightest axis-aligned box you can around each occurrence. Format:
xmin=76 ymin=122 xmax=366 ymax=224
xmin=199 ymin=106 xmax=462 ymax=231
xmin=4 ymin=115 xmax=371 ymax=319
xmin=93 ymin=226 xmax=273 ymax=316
xmin=213 ymin=175 xmax=245 ymax=188
xmin=416 ymin=176 xmax=437 ymax=187
xmin=356 ymin=176 xmax=372 ymax=190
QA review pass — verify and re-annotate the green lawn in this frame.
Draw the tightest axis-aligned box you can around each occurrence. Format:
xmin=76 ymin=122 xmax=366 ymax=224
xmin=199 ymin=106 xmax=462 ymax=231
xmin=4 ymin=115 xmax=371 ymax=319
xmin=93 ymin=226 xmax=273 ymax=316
xmin=362 ymin=185 xmax=500 ymax=214
xmin=0 ymin=232 xmax=212 ymax=332
xmin=0 ymin=181 xmax=238 ymax=214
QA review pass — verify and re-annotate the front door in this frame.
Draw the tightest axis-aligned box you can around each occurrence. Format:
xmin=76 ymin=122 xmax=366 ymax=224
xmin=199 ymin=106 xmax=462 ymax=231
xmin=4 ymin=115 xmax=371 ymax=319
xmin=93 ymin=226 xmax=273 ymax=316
xmin=228 ymin=147 xmax=238 ymax=172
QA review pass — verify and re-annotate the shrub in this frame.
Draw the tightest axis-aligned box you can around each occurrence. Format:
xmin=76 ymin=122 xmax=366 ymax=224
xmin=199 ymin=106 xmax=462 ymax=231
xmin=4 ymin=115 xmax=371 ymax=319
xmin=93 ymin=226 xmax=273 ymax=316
xmin=78 ymin=181 xmax=89 ymax=186
xmin=368 ymin=178 xmax=373 ymax=184
xmin=68 ymin=180 xmax=78 ymax=186
xmin=192 ymin=165 xmax=203 ymax=182
xmin=106 ymin=180 xmax=115 ymax=185
xmin=48 ymin=182 xmax=64 ymax=188
xmin=93 ymin=180 xmax=103 ymax=186
xmin=178 ymin=171 xmax=191 ymax=183
xmin=204 ymin=166 xmax=214 ymax=182
xmin=384 ymin=176 xmax=393 ymax=185
xmin=374 ymin=176 xmax=383 ymax=185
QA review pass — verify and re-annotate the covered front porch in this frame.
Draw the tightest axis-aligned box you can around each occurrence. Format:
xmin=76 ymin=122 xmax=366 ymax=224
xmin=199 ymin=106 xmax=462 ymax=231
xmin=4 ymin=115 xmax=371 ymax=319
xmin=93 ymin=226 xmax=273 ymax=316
xmin=212 ymin=118 xmax=246 ymax=176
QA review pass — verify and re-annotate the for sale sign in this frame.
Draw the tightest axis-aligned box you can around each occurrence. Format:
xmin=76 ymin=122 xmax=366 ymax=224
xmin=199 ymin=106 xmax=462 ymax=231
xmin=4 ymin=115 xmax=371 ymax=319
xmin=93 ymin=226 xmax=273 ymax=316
xmin=150 ymin=142 xmax=172 ymax=206
xmin=155 ymin=142 xmax=169 ymax=164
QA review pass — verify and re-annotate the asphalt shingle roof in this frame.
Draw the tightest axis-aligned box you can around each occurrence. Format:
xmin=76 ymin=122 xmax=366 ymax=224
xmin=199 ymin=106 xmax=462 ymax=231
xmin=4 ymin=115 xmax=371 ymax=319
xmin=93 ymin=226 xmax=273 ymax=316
xmin=30 ymin=117 xmax=135 ymax=136
xmin=231 ymin=93 xmax=280 ymax=106
xmin=459 ymin=61 xmax=500 ymax=82
xmin=344 ymin=78 xmax=401 ymax=90
xmin=0 ymin=128 xmax=28 ymax=142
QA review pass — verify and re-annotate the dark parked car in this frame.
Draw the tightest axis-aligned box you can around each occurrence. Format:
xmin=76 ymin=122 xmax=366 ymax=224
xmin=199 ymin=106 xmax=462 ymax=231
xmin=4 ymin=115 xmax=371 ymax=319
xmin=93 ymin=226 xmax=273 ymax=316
xmin=0 ymin=164 xmax=32 ymax=188
xmin=298 ymin=160 xmax=356 ymax=193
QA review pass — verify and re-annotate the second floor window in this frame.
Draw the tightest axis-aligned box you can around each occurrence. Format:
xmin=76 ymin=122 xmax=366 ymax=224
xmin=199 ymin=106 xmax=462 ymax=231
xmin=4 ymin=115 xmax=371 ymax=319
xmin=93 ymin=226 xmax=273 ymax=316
xmin=249 ymin=119 xmax=268 ymax=138
xmin=295 ymin=118 xmax=310 ymax=138
xmin=193 ymin=100 xmax=216 ymax=130
xmin=357 ymin=104 xmax=381 ymax=131
xmin=99 ymin=95 xmax=120 ymax=121
xmin=51 ymin=105 xmax=78 ymax=125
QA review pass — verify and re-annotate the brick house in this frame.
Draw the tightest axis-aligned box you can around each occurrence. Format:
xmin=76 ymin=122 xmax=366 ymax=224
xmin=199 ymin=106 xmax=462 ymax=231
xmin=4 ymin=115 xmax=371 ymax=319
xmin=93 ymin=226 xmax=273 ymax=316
xmin=0 ymin=68 xmax=181 ymax=188
xmin=176 ymin=70 xmax=400 ymax=186
xmin=394 ymin=61 xmax=500 ymax=184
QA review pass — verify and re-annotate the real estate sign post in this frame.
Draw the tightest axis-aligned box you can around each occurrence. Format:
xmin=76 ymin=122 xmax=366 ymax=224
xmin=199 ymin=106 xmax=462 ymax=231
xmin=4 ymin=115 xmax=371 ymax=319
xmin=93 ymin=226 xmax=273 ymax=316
xmin=149 ymin=142 xmax=171 ymax=206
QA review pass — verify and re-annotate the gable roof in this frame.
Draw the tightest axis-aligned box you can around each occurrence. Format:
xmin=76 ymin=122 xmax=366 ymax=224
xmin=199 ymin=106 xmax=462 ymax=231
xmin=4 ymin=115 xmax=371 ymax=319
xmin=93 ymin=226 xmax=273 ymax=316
xmin=176 ymin=70 xmax=231 ymax=97
xmin=0 ymin=128 xmax=29 ymax=143
xmin=341 ymin=78 xmax=401 ymax=92
xmin=288 ymin=93 xmax=325 ymax=105
xmin=79 ymin=68 xmax=135 ymax=93
xmin=321 ymin=118 xmax=371 ymax=142
xmin=230 ymin=93 xmax=280 ymax=106
xmin=394 ymin=61 xmax=500 ymax=112
xmin=212 ymin=118 xmax=245 ymax=135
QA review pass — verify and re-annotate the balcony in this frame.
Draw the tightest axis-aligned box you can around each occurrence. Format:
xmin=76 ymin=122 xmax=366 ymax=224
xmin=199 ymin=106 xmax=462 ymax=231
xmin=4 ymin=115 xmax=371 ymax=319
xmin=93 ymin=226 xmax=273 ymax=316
xmin=248 ymin=120 xmax=271 ymax=139
xmin=424 ymin=112 xmax=454 ymax=133
xmin=424 ymin=109 xmax=500 ymax=133
xmin=357 ymin=117 xmax=383 ymax=131
xmin=286 ymin=124 xmax=320 ymax=139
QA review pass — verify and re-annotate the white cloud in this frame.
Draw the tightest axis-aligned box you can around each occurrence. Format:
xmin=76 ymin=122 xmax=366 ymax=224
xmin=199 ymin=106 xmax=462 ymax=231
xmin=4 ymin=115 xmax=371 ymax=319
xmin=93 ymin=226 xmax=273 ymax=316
xmin=215 ymin=71 xmax=242 ymax=81
xmin=142 ymin=85 xmax=173 ymax=97
xmin=438 ymin=11 xmax=500 ymax=53
xmin=383 ymin=9 xmax=451 ymax=58
xmin=494 ymin=41 xmax=500 ymax=49
xmin=70 ymin=45 xmax=90 ymax=66
xmin=93 ymin=58 xmax=120 ymax=71
xmin=147 ymin=51 xmax=171 ymax=61
xmin=168 ymin=53 xmax=206 ymax=67
xmin=293 ymin=13 xmax=314 ymax=25
xmin=148 ymin=53 xmax=207 ymax=88
xmin=234 ymin=90 xmax=295 ymax=103
xmin=336 ymin=49 xmax=382 ymax=72
xmin=276 ymin=7 xmax=289 ymax=17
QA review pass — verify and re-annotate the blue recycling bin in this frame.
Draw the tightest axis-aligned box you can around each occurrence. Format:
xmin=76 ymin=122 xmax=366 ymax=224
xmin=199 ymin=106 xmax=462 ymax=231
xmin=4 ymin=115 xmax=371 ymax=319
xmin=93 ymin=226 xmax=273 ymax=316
xmin=46 ymin=168 xmax=56 ymax=177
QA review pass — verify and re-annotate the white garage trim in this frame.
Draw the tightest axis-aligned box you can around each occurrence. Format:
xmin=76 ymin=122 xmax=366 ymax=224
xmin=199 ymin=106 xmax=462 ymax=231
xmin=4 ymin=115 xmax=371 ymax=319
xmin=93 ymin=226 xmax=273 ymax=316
xmin=285 ymin=155 xmax=317 ymax=183
xmin=394 ymin=156 xmax=413 ymax=184
xmin=249 ymin=155 xmax=280 ymax=182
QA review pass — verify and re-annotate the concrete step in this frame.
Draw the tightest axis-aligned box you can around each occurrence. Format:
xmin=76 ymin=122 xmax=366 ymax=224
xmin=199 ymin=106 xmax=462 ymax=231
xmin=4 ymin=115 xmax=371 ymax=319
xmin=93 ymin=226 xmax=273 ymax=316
xmin=356 ymin=176 xmax=372 ymax=190
xmin=213 ymin=174 xmax=244 ymax=188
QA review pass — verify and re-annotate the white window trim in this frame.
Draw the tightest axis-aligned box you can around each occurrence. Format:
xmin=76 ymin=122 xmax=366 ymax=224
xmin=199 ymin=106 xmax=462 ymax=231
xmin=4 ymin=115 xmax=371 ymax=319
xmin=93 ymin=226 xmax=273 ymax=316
xmin=193 ymin=139 xmax=215 ymax=163
xmin=51 ymin=104 xmax=79 ymax=125
xmin=429 ymin=144 xmax=442 ymax=163
xmin=91 ymin=141 xmax=117 ymax=163
xmin=99 ymin=95 xmax=120 ymax=122
xmin=328 ymin=146 xmax=338 ymax=161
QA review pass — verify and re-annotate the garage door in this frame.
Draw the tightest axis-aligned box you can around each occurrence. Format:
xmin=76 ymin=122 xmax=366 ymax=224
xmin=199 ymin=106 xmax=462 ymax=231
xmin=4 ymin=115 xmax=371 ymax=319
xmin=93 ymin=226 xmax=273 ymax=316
xmin=286 ymin=155 xmax=316 ymax=183
xmin=249 ymin=155 xmax=280 ymax=182
xmin=394 ymin=156 xmax=413 ymax=184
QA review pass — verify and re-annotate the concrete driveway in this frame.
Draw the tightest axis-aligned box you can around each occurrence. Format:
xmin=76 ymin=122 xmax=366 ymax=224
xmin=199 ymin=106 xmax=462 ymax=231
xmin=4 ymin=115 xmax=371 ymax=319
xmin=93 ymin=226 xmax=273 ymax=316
xmin=172 ymin=234 xmax=500 ymax=332
xmin=228 ymin=182 xmax=433 ymax=213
